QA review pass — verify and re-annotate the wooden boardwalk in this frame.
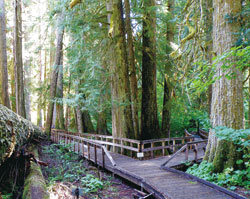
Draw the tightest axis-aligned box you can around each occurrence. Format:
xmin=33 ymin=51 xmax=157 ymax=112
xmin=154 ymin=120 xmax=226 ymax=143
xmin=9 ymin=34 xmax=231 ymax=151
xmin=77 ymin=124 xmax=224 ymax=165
xmin=51 ymin=131 xmax=246 ymax=199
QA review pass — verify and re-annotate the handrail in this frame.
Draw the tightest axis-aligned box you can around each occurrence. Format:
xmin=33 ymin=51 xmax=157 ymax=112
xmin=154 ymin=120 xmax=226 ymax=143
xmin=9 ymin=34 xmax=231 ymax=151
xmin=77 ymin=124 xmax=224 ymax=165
xmin=51 ymin=129 xmax=202 ymax=160
xmin=161 ymin=145 xmax=187 ymax=167
xmin=51 ymin=131 xmax=117 ymax=167
xmin=161 ymin=140 xmax=208 ymax=167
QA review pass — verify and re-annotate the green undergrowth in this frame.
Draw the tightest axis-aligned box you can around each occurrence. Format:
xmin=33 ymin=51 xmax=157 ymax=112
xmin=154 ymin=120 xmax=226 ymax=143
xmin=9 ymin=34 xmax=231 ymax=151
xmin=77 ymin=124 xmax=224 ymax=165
xmin=186 ymin=127 xmax=250 ymax=196
xmin=42 ymin=142 xmax=105 ymax=194
xmin=187 ymin=160 xmax=250 ymax=192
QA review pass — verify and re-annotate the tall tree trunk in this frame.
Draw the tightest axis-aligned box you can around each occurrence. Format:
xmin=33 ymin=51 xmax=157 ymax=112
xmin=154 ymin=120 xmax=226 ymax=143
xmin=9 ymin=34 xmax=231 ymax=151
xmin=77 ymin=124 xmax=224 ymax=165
xmin=37 ymin=15 xmax=43 ymax=126
xmin=45 ymin=15 xmax=64 ymax=135
xmin=43 ymin=50 xmax=47 ymax=123
xmin=162 ymin=0 xmax=175 ymax=138
xmin=76 ymin=107 xmax=84 ymax=133
xmin=24 ymin=59 xmax=31 ymax=121
xmin=55 ymin=55 xmax=65 ymax=129
xmin=10 ymin=60 xmax=16 ymax=112
xmin=37 ymin=56 xmax=43 ymax=126
xmin=0 ymin=0 xmax=10 ymax=109
xmin=204 ymin=0 xmax=243 ymax=172
xmin=204 ymin=0 xmax=213 ymax=116
xmin=97 ymin=85 xmax=109 ymax=134
xmin=141 ymin=0 xmax=159 ymax=140
xmin=82 ymin=110 xmax=94 ymax=132
xmin=110 ymin=0 xmax=134 ymax=138
xmin=65 ymin=73 xmax=71 ymax=131
xmin=249 ymin=68 xmax=250 ymax=128
xmin=124 ymin=0 xmax=139 ymax=139
xmin=14 ymin=0 xmax=26 ymax=118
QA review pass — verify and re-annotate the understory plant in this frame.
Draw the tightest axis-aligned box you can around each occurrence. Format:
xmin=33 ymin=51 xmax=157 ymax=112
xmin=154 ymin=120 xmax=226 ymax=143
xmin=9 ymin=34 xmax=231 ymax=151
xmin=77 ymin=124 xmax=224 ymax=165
xmin=42 ymin=142 xmax=104 ymax=194
xmin=187 ymin=127 xmax=250 ymax=191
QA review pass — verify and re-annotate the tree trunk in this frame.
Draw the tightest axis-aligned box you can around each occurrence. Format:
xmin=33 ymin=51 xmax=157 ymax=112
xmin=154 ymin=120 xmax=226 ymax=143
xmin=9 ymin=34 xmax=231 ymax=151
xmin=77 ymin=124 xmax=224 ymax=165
xmin=55 ymin=56 xmax=65 ymax=129
xmin=82 ymin=110 xmax=94 ymax=132
xmin=24 ymin=59 xmax=31 ymax=121
xmin=37 ymin=17 xmax=43 ymax=127
xmin=45 ymin=14 xmax=64 ymax=135
xmin=0 ymin=104 xmax=43 ymax=166
xmin=204 ymin=0 xmax=213 ymax=116
xmin=249 ymin=68 xmax=250 ymax=128
xmin=204 ymin=0 xmax=243 ymax=172
xmin=110 ymin=0 xmax=134 ymax=138
xmin=0 ymin=0 xmax=10 ymax=109
xmin=124 ymin=0 xmax=139 ymax=139
xmin=76 ymin=107 xmax=84 ymax=134
xmin=162 ymin=0 xmax=175 ymax=138
xmin=141 ymin=0 xmax=159 ymax=140
xmin=10 ymin=60 xmax=16 ymax=112
xmin=14 ymin=0 xmax=26 ymax=118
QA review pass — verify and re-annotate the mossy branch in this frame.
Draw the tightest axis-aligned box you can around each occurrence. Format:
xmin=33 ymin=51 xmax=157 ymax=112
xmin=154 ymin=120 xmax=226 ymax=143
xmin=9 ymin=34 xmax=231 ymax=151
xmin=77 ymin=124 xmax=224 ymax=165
xmin=69 ymin=0 xmax=81 ymax=9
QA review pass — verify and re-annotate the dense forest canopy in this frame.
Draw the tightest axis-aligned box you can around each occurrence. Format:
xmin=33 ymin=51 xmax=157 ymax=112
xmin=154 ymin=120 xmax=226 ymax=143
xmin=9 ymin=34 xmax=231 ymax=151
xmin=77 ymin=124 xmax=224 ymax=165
xmin=0 ymin=0 xmax=250 ymax=175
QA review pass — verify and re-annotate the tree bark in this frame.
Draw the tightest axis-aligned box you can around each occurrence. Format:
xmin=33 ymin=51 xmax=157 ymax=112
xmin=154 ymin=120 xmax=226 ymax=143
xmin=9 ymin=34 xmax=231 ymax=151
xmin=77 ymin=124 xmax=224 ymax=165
xmin=204 ymin=0 xmax=213 ymax=116
xmin=141 ymin=0 xmax=159 ymax=140
xmin=82 ymin=110 xmax=94 ymax=132
xmin=110 ymin=0 xmax=134 ymax=138
xmin=45 ymin=14 xmax=64 ymax=135
xmin=55 ymin=56 xmax=65 ymax=129
xmin=124 ymin=0 xmax=139 ymax=139
xmin=204 ymin=0 xmax=243 ymax=172
xmin=14 ymin=0 xmax=26 ymax=118
xmin=0 ymin=104 xmax=43 ymax=167
xmin=37 ymin=16 xmax=43 ymax=127
xmin=162 ymin=0 xmax=175 ymax=138
xmin=0 ymin=0 xmax=10 ymax=109
xmin=249 ymin=68 xmax=250 ymax=128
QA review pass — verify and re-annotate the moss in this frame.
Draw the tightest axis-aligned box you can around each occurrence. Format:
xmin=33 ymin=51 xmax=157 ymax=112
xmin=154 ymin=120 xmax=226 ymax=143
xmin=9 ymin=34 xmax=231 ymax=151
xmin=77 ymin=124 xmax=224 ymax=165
xmin=212 ymin=140 xmax=228 ymax=172
xmin=22 ymin=147 xmax=49 ymax=199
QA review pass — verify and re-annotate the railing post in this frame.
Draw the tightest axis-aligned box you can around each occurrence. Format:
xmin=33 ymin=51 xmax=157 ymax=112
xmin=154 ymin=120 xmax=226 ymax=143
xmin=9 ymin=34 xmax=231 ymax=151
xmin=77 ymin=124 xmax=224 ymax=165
xmin=82 ymin=140 xmax=85 ymax=158
xmin=151 ymin=143 xmax=154 ymax=158
xmin=130 ymin=142 xmax=133 ymax=157
xmin=162 ymin=141 xmax=165 ymax=156
xmin=173 ymin=140 xmax=176 ymax=152
xmin=182 ymin=137 xmax=185 ymax=145
xmin=185 ymin=145 xmax=189 ymax=161
xmin=112 ymin=138 xmax=115 ymax=153
xmin=74 ymin=138 xmax=76 ymax=152
xmin=194 ymin=144 xmax=198 ymax=161
xmin=88 ymin=143 xmax=90 ymax=160
xmin=102 ymin=148 xmax=105 ymax=168
xmin=121 ymin=140 xmax=124 ymax=155
xmin=94 ymin=145 xmax=97 ymax=164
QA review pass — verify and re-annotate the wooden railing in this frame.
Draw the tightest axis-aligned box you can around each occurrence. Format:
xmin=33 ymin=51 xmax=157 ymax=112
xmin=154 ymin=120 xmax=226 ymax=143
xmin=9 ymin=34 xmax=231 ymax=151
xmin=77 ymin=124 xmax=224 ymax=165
xmin=52 ymin=129 xmax=196 ymax=160
xmin=161 ymin=139 xmax=208 ymax=167
xmin=51 ymin=131 xmax=116 ymax=168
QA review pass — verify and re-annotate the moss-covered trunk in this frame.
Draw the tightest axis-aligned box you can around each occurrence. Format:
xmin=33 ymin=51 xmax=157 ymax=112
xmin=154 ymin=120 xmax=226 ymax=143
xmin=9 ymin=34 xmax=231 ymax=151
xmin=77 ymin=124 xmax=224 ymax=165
xmin=45 ymin=14 xmax=64 ymax=135
xmin=204 ymin=0 xmax=243 ymax=172
xmin=0 ymin=104 xmax=43 ymax=166
xmin=162 ymin=0 xmax=175 ymax=138
xmin=14 ymin=0 xmax=26 ymax=118
xmin=124 ymin=0 xmax=139 ymax=139
xmin=141 ymin=0 xmax=159 ymax=140
xmin=110 ymin=0 xmax=134 ymax=139
xmin=22 ymin=146 xmax=49 ymax=199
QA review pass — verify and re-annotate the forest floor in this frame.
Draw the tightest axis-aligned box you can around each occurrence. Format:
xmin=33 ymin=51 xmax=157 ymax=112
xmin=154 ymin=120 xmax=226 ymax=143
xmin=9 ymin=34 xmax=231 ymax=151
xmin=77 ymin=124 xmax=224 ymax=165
xmin=38 ymin=141 xmax=140 ymax=199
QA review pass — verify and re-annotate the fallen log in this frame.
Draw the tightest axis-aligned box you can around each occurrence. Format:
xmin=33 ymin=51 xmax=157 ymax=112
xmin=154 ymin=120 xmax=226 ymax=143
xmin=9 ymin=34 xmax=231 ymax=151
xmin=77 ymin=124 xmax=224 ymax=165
xmin=22 ymin=146 xmax=49 ymax=199
xmin=0 ymin=104 xmax=45 ymax=166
